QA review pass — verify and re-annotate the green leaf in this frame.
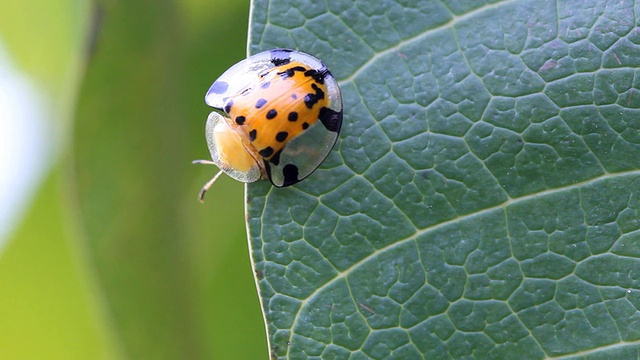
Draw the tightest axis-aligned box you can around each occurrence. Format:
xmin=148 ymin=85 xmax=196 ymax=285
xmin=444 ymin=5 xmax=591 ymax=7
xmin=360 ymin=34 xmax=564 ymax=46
xmin=70 ymin=0 xmax=266 ymax=359
xmin=248 ymin=0 xmax=640 ymax=358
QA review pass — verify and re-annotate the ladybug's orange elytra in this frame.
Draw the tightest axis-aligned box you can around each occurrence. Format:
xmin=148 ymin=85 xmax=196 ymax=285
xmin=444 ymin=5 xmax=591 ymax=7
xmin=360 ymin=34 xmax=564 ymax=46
xmin=194 ymin=49 xmax=343 ymax=201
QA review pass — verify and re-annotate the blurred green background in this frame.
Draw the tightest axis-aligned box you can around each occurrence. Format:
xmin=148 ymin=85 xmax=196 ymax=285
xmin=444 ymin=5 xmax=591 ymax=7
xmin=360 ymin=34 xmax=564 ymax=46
xmin=0 ymin=0 xmax=267 ymax=359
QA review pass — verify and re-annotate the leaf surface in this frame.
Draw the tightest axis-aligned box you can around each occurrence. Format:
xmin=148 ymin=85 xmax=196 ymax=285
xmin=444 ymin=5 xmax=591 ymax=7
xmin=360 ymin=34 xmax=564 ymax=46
xmin=248 ymin=0 xmax=640 ymax=358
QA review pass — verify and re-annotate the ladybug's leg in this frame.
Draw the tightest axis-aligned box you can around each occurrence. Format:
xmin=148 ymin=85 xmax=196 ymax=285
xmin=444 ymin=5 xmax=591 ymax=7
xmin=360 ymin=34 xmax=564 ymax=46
xmin=193 ymin=160 xmax=224 ymax=202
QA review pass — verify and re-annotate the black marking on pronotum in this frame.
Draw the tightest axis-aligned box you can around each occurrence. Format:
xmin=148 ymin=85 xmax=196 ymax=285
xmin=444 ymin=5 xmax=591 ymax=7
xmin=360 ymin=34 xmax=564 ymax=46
xmin=270 ymin=49 xmax=292 ymax=66
xmin=249 ymin=129 xmax=257 ymax=141
xmin=318 ymin=107 xmax=342 ymax=132
xmin=266 ymin=109 xmax=278 ymax=119
xmin=291 ymin=94 xmax=297 ymax=100
xmin=209 ymin=81 xmax=229 ymax=94
xmin=275 ymin=131 xmax=288 ymax=142
xmin=235 ymin=116 xmax=246 ymax=125
xmin=259 ymin=146 xmax=274 ymax=158
xmin=255 ymin=98 xmax=267 ymax=109
xmin=288 ymin=111 xmax=298 ymax=122
xmin=224 ymin=100 xmax=233 ymax=114
xmin=278 ymin=66 xmax=307 ymax=78
xmin=304 ymin=83 xmax=325 ymax=109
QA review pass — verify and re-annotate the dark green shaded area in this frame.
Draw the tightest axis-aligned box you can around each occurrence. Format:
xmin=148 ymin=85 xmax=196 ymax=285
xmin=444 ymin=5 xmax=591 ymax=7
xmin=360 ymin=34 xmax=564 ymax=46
xmin=72 ymin=0 xmax=266 ymax=359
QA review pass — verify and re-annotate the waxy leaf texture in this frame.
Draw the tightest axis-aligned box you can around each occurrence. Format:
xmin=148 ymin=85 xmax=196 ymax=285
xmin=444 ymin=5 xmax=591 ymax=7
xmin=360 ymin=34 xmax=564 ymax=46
xmin=248 ymin=1 xmax=640 ymax=358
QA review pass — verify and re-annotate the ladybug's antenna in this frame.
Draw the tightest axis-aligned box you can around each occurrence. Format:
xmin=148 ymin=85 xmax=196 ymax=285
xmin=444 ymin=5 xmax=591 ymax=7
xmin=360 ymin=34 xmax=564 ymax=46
xmin=193 ymin=159 xmax=224 ymax=203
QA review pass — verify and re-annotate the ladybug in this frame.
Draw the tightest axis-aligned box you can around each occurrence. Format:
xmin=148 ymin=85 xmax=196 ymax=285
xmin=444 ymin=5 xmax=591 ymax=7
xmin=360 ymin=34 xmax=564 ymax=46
xmin=194 ymin=49 xmax=343 ymax=201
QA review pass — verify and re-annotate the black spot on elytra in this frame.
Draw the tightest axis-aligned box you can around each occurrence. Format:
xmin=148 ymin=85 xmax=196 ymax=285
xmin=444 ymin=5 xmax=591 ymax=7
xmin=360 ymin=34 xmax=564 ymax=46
xmin=304 ymin=68 xmax=329 ymax=84
xmin=260 ymin=81 xmax=271 ymax=89
xmin=291 ymin=94 xmax=297 ymax=100
xmin=282 ymin=164 xmax=300 ymax=186
xmin=249 ymin=129 xmax=257 ymax=141
xmin=224 ymin=99 xmax=233 ymax=113
xmin=259 ymin=146 xmax=274 ymax=158
xmin=270 ymin=49 xmax=292 ymax=66
xmin=255 ymin=98 xmax=267 ymax=109
xmin=278 ymin=66 xmax=307 ymax=78
xmin=302 ymin=122 xmax=309 ymax=130
xmin=264 ymin=160 xmax=299 ymax=187
xmin=318 ymin=107 xmax=342 ymax=132
xmin=270 ymin=149 xmax=282 ymax=165
xmin=209 ymin=81 xmax=228 ymax=94
xmin=288 ymin=112 xmax=298 ymax=122
xmin=275 ymin=131 xmax=288 ymax=142
xmin=235 ymin=116 xmax=246 ymax=125
xmin=266 ymin=109 xmax=278 ymax=119
xmin=304 ymin=83 xmax=325 ymax=109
